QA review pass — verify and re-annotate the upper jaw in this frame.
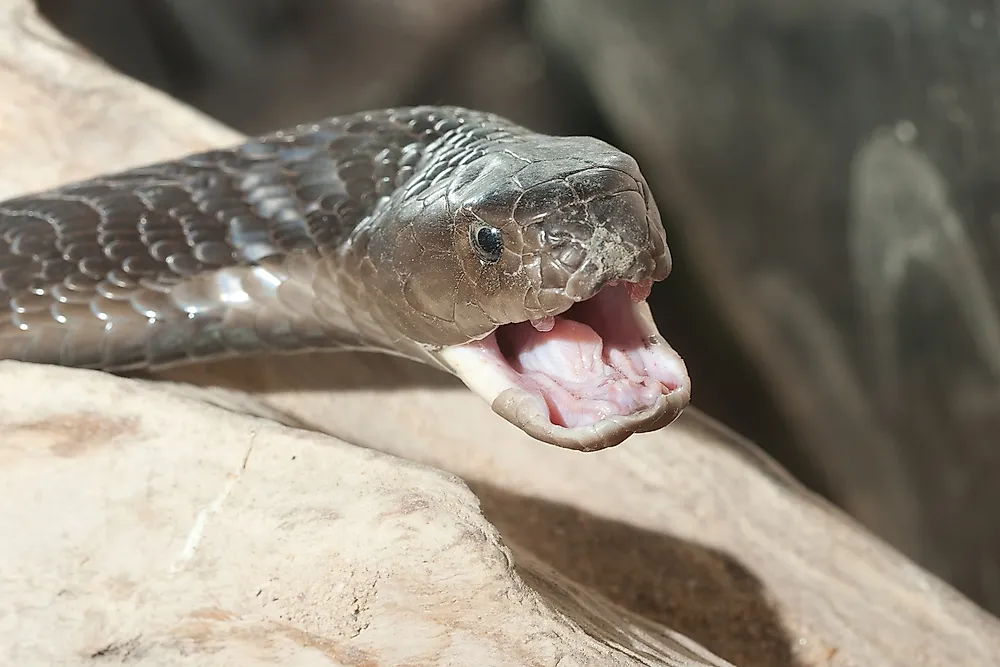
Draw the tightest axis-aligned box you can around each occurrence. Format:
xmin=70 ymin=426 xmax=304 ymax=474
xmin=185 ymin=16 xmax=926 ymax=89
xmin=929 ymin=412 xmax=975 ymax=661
xmin=530 ymin=251 xmax=667 ymax=321
xmin=563 ymin=244 xmax=669 ymax=304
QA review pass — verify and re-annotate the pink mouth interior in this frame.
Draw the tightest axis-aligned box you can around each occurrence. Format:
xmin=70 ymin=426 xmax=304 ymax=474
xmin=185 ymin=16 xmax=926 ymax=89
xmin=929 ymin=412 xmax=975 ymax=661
xmin=475 ymin=280 xmax=684 ymax=428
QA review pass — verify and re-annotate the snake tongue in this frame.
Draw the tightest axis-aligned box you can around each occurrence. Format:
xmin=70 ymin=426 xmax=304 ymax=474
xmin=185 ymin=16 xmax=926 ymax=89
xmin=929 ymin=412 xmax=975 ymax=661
xmin=433 ymin=282 xmax=690 ymax=451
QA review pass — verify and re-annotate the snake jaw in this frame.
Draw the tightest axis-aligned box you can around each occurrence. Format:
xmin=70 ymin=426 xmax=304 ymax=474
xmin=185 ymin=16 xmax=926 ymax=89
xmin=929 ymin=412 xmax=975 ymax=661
xmin=434 ymin=282 xmax=690 ymax=451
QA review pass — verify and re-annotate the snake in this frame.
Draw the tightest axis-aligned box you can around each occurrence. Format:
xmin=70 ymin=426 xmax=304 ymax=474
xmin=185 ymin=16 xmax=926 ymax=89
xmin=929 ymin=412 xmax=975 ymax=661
xmin=0 ymin=106 xmax=690 ymax=451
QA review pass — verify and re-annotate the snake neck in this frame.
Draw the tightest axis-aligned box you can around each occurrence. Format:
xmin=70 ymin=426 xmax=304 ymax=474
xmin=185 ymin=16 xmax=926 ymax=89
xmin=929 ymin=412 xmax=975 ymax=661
xmin=0 ymin=107 xmax=520 ymax=370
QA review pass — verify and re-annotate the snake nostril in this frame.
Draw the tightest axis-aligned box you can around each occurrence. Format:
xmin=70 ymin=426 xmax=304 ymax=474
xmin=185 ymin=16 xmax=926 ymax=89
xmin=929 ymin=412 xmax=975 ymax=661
xmin=545 ymin=228 xmax=570 ymax=242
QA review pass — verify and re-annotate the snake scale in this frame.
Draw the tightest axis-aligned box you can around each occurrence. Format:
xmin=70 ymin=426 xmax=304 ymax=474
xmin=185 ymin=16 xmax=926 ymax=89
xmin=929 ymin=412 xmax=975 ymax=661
xmin=0 ymin=106 xmax=690 ymax=450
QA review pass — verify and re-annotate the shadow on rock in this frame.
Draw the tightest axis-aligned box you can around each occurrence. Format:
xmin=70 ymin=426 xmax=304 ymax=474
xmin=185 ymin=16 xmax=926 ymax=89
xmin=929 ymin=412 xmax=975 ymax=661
xmin=470 ymin=482 xmax=803 ymax=667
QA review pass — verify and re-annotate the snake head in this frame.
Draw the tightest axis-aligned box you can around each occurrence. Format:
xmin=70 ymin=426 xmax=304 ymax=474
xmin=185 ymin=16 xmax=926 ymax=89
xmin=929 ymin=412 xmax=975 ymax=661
xmin=336 ymin=123 xmax=689 ymax=451
xmin=427 ymin=133 xmax=690 ymax=451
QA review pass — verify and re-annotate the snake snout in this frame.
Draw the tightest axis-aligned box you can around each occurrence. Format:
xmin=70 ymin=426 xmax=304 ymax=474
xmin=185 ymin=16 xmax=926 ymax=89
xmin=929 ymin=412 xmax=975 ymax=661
xmin=553 ymin=187 xmax=665 ymax=303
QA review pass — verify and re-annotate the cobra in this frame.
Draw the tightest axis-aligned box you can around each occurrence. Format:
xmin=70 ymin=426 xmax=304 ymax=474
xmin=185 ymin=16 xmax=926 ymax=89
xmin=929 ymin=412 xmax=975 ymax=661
xmin=0 ymin=107 xmax=690 ymax=451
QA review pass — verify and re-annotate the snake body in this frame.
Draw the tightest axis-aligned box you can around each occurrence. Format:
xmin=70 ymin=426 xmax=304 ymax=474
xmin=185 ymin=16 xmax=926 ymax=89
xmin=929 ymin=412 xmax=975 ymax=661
xmin=0 ymin=106 xmax=690 ymax=450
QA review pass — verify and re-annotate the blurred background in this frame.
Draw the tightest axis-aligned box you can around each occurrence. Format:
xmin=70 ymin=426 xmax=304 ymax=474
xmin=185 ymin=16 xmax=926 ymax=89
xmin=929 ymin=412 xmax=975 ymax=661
xmin=37 ymin=0 xmax=1000 ymax=615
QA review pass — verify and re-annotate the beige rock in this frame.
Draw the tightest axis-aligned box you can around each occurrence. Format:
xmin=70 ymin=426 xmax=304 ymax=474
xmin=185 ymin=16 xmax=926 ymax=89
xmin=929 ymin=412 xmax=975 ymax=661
xmin=0 ymin=2 xmax=997 ymax=666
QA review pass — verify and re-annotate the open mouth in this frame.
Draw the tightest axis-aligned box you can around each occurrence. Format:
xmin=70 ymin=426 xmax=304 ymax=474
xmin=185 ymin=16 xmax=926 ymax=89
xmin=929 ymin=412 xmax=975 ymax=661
xmin=436 ymin=280 xmax=690 ymax=450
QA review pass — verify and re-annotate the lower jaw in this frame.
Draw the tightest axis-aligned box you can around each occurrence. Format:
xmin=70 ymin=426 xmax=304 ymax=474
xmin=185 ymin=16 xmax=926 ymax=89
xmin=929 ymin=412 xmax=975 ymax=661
xmin=433 ymin=288 xmax=691 ymax=451
xmin=489 ymin=384 xmax=687 ymax=451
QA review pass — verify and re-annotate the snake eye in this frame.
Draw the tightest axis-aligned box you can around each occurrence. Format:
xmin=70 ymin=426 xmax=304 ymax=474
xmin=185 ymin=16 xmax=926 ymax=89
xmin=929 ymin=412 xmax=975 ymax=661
xmin=471 ymin=224 xmax=503 ymax=263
